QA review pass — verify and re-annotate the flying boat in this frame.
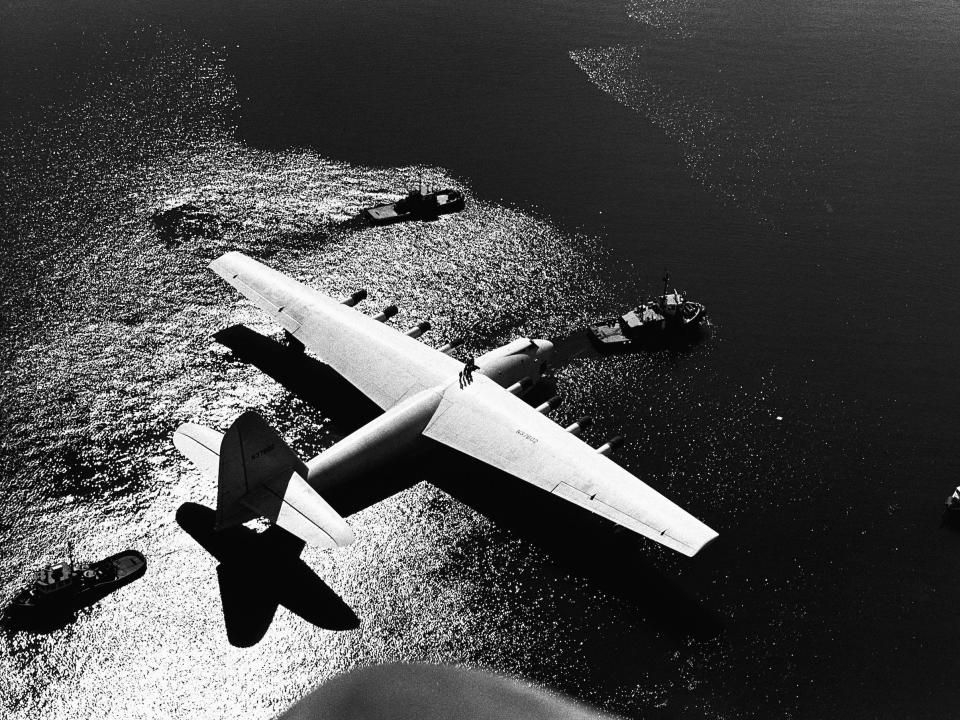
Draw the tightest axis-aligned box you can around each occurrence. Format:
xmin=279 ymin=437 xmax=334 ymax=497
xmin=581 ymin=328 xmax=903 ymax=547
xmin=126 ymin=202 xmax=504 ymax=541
xmin=173 ymin=252 xmax=718 ymax=557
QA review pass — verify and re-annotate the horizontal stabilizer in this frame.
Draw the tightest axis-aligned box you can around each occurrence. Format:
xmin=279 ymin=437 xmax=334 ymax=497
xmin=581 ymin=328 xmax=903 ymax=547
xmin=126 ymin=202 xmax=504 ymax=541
xmin=174 ymin=412 xmax=354 ymax=548
xmin=242 ymin=472 xmax=355 ymax=549
xmin=218 ymin=411 xmax=354 ymax=548
xmin=173 ymin=422 xmax=225 ymax=481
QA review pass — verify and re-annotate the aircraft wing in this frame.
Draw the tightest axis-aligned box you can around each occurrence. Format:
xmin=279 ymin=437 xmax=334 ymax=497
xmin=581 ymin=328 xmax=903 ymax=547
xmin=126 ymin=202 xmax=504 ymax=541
xmin=422 ymin=376 xmax=718 ymax=556
xmin=209 ymin=252 xmax=463 ymax=409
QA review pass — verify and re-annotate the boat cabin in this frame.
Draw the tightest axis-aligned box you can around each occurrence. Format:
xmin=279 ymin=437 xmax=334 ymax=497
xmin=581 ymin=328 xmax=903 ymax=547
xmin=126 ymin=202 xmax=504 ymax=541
xmin=662 ymin=291 xmax=683 ymax=317
xmin=34 ymin=563 xmax=76 ymax=594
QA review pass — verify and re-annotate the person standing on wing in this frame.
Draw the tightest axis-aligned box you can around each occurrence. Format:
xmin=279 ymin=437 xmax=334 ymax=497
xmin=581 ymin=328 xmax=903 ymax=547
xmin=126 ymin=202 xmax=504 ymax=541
xmin=459 ymin=357 xmax=480 ymax=388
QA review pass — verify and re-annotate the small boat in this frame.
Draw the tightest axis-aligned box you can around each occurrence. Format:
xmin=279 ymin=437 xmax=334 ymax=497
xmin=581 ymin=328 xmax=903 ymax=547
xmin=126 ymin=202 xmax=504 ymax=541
xmin=945 ymin=486 xmax=960 ymax=516
xmin=363 ymin=184 xmax=465 ymax=224
xmin=6 ymin=542 xmax=146 ymax=619
xmin=588 ymin=273 xmax=706 ymax=350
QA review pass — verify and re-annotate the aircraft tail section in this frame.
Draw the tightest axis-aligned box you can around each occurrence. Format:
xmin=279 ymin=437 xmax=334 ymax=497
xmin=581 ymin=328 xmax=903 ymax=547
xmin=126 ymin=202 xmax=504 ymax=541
xmin=173 ymin=422 xmax=224 ymax=483
xmin=216 ymin=411 xmax=303 ymax=530
xmin=174 ymin=411 xmax=355 ymax=549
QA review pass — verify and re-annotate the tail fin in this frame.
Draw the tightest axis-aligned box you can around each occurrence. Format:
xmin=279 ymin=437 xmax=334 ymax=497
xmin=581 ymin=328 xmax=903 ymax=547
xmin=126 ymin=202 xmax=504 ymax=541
xmin=174 ymin=411 xmax=355 ymax=549
xmin=216 ymin=412 xmax=307 ymax=530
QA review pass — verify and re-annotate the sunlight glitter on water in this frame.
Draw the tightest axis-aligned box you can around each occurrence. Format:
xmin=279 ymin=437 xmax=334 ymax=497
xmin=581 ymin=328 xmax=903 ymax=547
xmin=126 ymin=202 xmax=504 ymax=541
xmin=0 ymin=29 xmax=832 ymax=720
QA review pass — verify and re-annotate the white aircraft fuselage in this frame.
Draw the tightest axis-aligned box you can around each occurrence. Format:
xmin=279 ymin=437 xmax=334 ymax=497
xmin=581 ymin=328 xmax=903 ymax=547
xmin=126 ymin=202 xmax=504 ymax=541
xmin=305 ymin=339 xmax=554 ymax=495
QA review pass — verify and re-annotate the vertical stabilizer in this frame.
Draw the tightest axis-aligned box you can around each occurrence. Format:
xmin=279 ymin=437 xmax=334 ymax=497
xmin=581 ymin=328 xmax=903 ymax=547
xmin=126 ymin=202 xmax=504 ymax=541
xmin=212 ymin=411 xmax=355 ymax=548
xmin=176 ymin=411 xmax=354 ymax=547
xmin=217 ymin=411 xmax=308 ymax=530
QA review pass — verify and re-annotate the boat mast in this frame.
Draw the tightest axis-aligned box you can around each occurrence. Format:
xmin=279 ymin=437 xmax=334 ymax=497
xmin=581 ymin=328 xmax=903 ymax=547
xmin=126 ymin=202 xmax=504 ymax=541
xmin=662 ymin=270 xmax=670 ymax=299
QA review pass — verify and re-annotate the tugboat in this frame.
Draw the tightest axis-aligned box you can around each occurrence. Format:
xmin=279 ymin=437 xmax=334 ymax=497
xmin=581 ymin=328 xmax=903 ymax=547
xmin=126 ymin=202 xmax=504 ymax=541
xmin=363 ymin=183 xmax=465 ymax=225
xmin=588 ymin=273 xmax=706 ymax=350
xmin=6 ymin=542 xmax=146 ymax=620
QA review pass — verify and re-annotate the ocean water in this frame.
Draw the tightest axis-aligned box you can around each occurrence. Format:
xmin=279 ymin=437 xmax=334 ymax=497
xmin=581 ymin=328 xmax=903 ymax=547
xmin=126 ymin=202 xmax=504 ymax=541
xmin=1 ymin=1 xmax=959 ymax=718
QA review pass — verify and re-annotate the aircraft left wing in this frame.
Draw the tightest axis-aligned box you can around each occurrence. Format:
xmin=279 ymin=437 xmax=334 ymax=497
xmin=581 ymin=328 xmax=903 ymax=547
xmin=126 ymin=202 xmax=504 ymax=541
xmin=422 ymin=376 xmax=718 ymax=556
xmin=209 ymin=252 xmax=463 ymax=409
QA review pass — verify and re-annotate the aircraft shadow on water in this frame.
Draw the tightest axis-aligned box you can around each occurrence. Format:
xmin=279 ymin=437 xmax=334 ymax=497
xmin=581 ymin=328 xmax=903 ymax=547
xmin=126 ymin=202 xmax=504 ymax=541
xmin=424 ymin=452 xmax=723 ymax=641
xmin=214 ymin=324 xmax=722 ymax=641
xmin=175 ymin=502 xmax=359 ymax=647
xmin=215 ymin=324 xmax=381 ymax=434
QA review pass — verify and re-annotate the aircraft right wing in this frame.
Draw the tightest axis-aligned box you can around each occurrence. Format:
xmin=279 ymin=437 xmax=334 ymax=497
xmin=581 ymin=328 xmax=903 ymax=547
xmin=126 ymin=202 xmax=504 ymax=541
xmin=422 ymin=376 xmax=718 ymax=557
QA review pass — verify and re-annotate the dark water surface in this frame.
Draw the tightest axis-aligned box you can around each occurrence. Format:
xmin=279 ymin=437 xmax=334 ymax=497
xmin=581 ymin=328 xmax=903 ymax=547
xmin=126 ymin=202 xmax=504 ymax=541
xmin=2 ymin=0 xmax=959 ymax=718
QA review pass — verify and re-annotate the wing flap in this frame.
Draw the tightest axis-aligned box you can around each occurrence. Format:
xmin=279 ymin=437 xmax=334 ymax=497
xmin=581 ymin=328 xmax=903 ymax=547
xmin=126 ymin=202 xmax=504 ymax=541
xmin=551 ymin=482 xmax=700 ymax=557
xmin=423 ymin=377 xmax=718 ymax=556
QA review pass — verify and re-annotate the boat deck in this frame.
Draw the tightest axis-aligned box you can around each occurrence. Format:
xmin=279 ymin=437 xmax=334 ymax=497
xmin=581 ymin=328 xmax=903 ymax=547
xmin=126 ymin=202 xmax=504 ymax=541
xmin=365 ymin=205 xmax=401 ymax=221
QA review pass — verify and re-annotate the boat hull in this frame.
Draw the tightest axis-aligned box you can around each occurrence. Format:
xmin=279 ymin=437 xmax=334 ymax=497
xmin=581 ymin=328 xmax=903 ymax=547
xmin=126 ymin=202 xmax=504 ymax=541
xmin=588 ymin=303 xmax=707 ymax=351
xmin=6 ymin=550 xmax=146 ymax=619
xmin=363 ymin=189 xmax=465 ymax=225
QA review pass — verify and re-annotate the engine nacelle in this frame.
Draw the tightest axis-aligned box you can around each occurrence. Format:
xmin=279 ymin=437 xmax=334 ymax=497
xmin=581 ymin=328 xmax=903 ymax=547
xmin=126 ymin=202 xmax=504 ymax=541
xmin=373 ymin=305 xmax=399 ymax=322
xmin=535 ymin=396 xmax=562 ymax=414
xmin=405 ymin=321 xmax=431 ymax=338
xmin=475 ymin=338 xmax=553 ymax=391
xmin=565 ymin=416 xmax=592 ymax=435
xmin=595 ymin=435 xmax=624 ymax=456
xmin=339 ymin=289 xmax=367 ymax=306
xmin=439 ymin=338 xmax=464 ymax=354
